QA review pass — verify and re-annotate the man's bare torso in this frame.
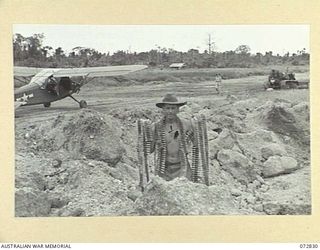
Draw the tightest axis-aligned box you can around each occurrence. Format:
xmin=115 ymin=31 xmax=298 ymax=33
xmin=164 ymin=121 xmax=181 ymax=163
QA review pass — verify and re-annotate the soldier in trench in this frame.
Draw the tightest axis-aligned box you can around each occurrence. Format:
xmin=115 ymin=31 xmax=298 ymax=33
xmin=151 ymin=94 xmax=194 ymax=180
xmin=137 ymin=94 xmax=209 ymax=184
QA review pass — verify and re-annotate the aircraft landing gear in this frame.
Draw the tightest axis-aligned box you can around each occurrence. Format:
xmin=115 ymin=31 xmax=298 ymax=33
xmin=69 ymin=95 xmax=88 ymax=108
xmin=79 ymin=100 xmax=87 ymax=108
xmin=44 ymin=102 xmax=51 ymax=108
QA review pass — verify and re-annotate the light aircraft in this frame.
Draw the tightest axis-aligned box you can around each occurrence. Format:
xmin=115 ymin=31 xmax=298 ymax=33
xmin=14 ymin=65 xmax=147 ymax=109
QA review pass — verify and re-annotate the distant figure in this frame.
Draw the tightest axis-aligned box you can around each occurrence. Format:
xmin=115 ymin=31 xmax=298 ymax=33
xmin=288 ymin=72 xmax=296 ymax=80
xmin=269 ymin=69 xmax=276 ymax=80
xmin=214 ymin=73 xmax=222 ymax=94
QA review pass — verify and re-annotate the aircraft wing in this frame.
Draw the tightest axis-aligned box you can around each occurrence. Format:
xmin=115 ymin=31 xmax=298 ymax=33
xmin=14 ymin=65 xmax=147 ymax=78
xmin=14 ymin=67 xmax=44 ymax=77
xmin=52 ymin=65 xmax=148 ymax=78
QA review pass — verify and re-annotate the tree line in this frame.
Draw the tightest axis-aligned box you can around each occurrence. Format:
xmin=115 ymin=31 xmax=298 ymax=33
xmin=13 ymin=33 xmax=309 ymax=68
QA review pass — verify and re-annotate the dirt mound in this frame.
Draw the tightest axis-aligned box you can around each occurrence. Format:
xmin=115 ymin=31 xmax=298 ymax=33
xmin=15 ymin=155 xmax=51 ymax=216
xmin=49 ymin=159 xmax=136 ymax=216
xmin=131 ymin=176 xmax=242 ymax=215
xmin=261 ymin=167 xmax=311 ymax=215
xmin=15 ymin=152 xmax=140 ymax=217
xmin=258 ymin=101 xmax=310 ymax=146
xmin=15 ymin=93 xmax=310 ymax=216
xmin=110 ymin=107 xmax=160 ymax=123
xmin=29 ymin=109 xmax=124 ymax=166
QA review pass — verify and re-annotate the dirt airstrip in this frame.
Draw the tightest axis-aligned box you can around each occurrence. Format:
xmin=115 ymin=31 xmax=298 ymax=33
xmin=14 ymin=71 xmax=310 ymax=216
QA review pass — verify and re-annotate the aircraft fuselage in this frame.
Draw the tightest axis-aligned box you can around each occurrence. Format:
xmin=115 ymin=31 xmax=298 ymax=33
xmin=14 ymin=76 xmax=75 ymax=106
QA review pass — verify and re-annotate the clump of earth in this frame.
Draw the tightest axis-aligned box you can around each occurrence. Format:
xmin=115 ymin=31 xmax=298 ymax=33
xmin=15 ymin=93 xmax=311 ymax=216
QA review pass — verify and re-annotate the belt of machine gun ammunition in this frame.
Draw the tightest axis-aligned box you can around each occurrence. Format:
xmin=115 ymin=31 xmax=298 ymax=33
xmin=191 ymin=115 xmax=209 ymax=185
xmin=142 ymin=121 xmax=151 ymax=182
xmin=192 ymin=118 xmax=200 ymax=183
xmin=158 ymin=118 xmax=167 ymax=175
xmin=137 ymin=119 xmax=145 ymax=191
xmin=202 ymin=115 xmax=209 ymax=185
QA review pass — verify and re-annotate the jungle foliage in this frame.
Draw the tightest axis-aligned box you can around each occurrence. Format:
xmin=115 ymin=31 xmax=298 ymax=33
xmin=13 ymin=33 xmax=309 ymax=68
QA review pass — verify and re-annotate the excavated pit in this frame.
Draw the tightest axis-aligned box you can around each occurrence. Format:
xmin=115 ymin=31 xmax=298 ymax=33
xmin=15 ymin=94 xmax=311 ymax=216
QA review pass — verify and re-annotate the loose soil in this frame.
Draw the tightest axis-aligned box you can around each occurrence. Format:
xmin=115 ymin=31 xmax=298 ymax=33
xmin=14 ymin=70 xmax=310 ymax=216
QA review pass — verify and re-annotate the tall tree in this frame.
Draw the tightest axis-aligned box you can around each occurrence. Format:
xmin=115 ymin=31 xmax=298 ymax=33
xmin=13 ymin=33 xmax=26 ymax=60
xmin=206 ymin=34 xmax=215 ymax=54
xmin=41 ymin=46 xmax=53 ymax=58
xmin=54 ymin=47 xmax=65 ymax=60
xmin=235 ymin=45 xmax=251 ymax=55
xmin=26 ymin=33 xmax=44 ymax=59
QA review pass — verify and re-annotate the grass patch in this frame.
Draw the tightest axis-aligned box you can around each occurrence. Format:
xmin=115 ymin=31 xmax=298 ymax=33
xmin=14 ymin=65 xmax=309 ymax=88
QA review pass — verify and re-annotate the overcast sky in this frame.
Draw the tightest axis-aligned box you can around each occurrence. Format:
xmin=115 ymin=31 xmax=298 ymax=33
xmin=13 ymin=24 xmax=309 ymax=55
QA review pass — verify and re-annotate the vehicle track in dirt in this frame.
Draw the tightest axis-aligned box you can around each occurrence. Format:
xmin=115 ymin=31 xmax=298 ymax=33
xmin=15 ymin=73 xmax=308 ymax=126
xmin=14 ymin=75 xmax=265 ymax=121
